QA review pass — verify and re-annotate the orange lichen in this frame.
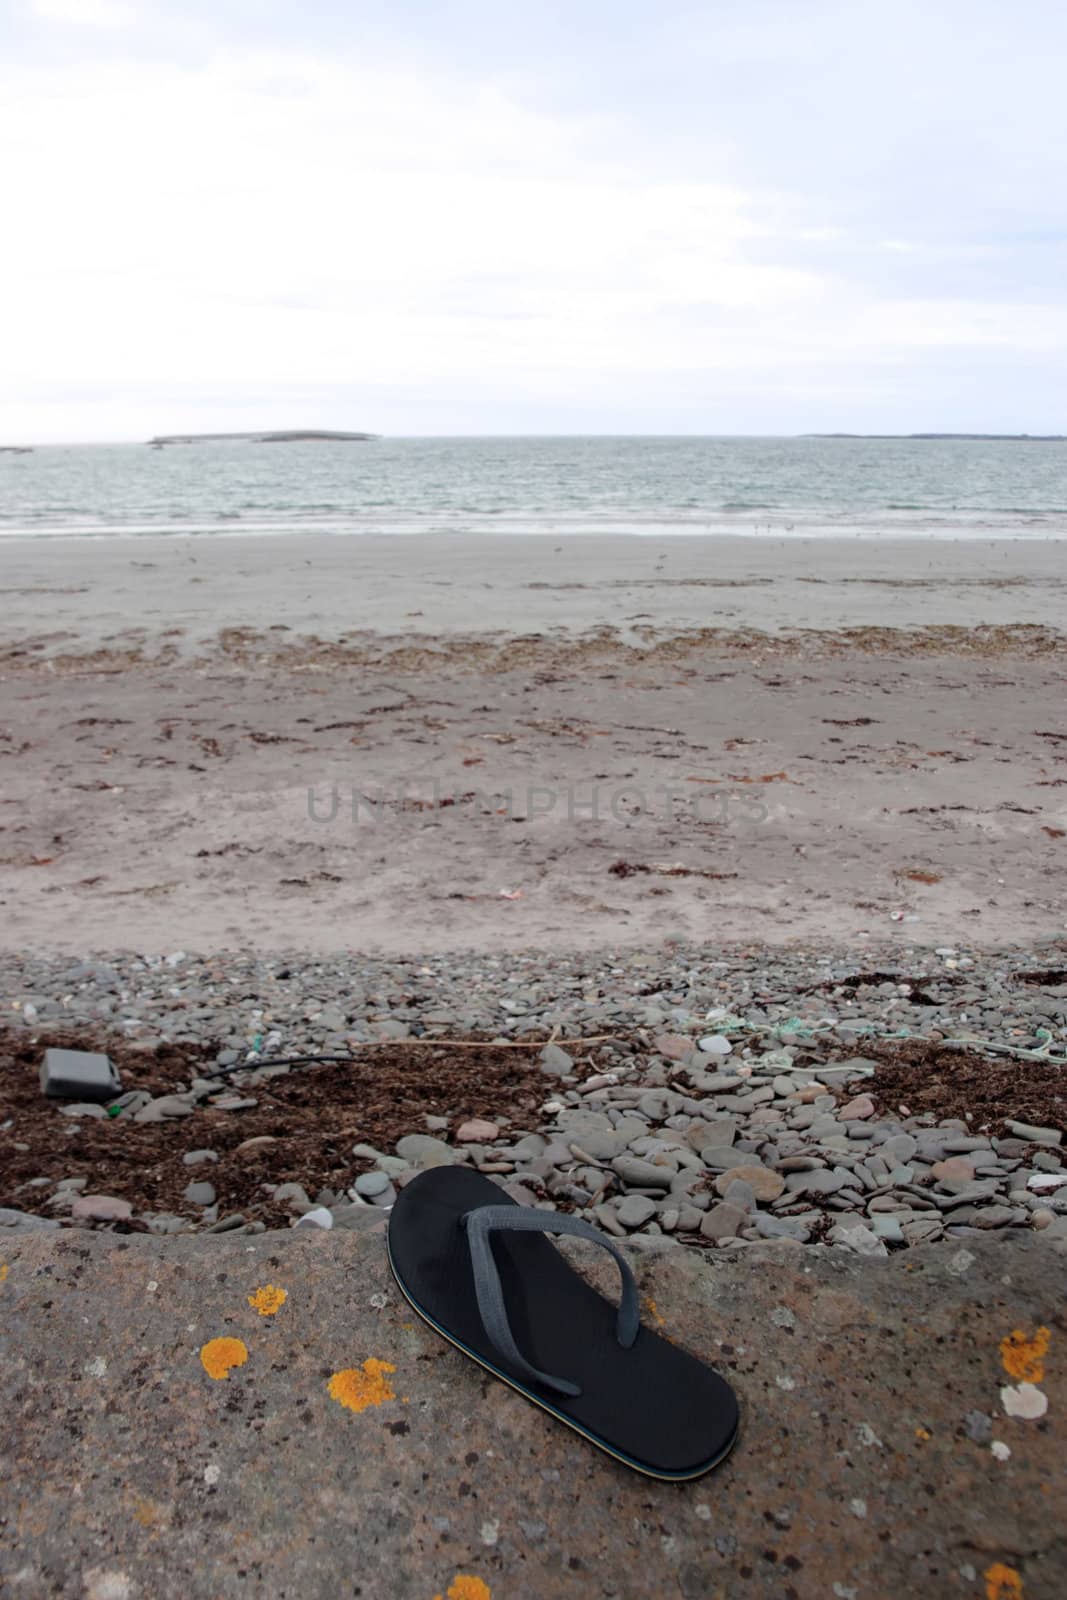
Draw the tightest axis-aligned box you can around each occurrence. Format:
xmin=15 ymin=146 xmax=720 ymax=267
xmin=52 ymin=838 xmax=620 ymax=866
xmin=433 ymin=1577 xmax=492 ymax=1600
xmin=999 ymin=1327 xmax=1050 ymax=1384
xmin=199 ymin=1337 xmax=249 ymax=1379
xmin=247 ymin=1284 xmax=288 ymax=1316
xmin=643 ymin=1297 xmax=666 ymax=1328
xmin=915 ymin=1426 xmax=931 ymax=1441
xmin=327 ymin=1358 xmax=397 ymax=1413
xmin=985 ymin=1562 xmax=1024 ymax=1599
xmin=0 ymin=1263 xmax=8 ymax=1283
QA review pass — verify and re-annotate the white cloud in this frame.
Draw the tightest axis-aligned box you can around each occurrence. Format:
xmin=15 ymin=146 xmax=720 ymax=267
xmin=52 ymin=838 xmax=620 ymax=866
xmin=31 ymin=0 xmax=139 ymax=26
xmin=0 ymin=43 xmax=1061 ymax=437
xmin=0 ymin=54 xmax=829 ymax=393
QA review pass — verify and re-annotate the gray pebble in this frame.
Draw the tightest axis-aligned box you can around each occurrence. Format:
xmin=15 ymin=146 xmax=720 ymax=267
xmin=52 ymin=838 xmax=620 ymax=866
xmin=1005 ymin=1121 xmax=1062 ymax=1146
xmin=784 ymin=1168 xmax=845 ymax=1196
xmin=612 ymin=1155 xmax=671 ymax=1190
xmin=354 ymin=1171 xmax=396 ymax=1206
xmin=539 ymin=1043 xmax=574 ymax=1076
xmin=615 ymin=1195 xmax=658 ymax=1228
xmin=700 ymin=1146 xmax=753 ymax=1172
xmin=394 ymin=1134 xmax=454 ymax=1168
xmin=0 ymin=1207 xmax=60 ymax=1232
xmin=699 ymin=1202 xmax=747 ymax=1241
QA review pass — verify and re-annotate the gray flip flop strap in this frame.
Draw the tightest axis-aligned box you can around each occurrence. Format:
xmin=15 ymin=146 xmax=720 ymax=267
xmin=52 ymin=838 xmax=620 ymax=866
xmin=460 ymin=1203 xmax=640 ymax=1398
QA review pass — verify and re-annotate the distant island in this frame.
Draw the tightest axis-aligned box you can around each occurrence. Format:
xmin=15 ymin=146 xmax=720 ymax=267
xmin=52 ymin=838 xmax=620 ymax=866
xmin=804 ymin=433 xmax=1066 ymax=441
xmin=147 ymin=430 xmax=378 ymax=446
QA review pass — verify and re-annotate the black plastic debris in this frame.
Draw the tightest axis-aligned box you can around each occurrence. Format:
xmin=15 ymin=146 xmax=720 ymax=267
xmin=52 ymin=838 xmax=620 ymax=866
xmin=39 ymin=1048 xmax=121 ymax=1103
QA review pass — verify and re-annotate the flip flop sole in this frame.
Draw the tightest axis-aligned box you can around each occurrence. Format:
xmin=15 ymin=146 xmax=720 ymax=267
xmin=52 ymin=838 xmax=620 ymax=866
xmin=386 ymin=1167 xmax=740 ymax=1480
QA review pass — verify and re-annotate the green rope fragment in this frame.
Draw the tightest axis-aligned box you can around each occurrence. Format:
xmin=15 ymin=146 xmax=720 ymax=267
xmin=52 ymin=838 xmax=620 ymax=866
xmin=700 ymin=1012 xmax=1067 ymax=1067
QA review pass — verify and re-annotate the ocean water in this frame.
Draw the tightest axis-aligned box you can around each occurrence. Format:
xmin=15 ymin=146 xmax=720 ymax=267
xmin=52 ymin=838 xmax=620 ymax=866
xmin=1 ymin=435 xmax=1065 ymax=540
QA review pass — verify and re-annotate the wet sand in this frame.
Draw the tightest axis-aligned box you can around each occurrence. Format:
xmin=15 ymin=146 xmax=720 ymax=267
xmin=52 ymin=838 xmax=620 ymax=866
xmin=1 ymin=531 xmax=1065 ymax=656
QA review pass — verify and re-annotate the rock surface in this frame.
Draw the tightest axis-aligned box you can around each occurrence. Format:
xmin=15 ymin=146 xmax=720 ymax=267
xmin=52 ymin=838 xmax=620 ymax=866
xmin=1 ymin=1228 xmax=1063 ymax=1598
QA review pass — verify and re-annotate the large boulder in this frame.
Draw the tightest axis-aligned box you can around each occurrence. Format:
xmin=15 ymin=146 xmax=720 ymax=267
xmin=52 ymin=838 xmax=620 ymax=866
xmin=0 ymin=1227 xmax=1063 ymax=1598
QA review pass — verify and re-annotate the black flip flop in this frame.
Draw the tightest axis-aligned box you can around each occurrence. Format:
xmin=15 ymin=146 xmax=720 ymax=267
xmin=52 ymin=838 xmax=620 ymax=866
xmin=386 ymin=1167 xmax=740 ymax=1480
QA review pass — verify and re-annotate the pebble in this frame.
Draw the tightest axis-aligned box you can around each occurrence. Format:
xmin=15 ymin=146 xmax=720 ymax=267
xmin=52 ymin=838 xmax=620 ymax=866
xmin=134 ymin=1095 xmax=195 ymax=1123
xmin=719 ymin=1179 xmax=756 ymax=1212
xmin=539 ymin=1043 xmax=574 ymax=1076
xmin=455 ymin=1119 xmax=500 ymax=1143
xmin=686 ymin=1118 xmax=737 ymax=1151
xmin=71 ymin=1195 xmax=133 ymax=1222
xmin=183 ymin=1182 xmax=216 ymax=1207
xmin=901 ymin=1216 xmax=944 ymax=1246
xmin=353 ymin=1171 xmax=396 ymax=1206
xmin=7 ymin=941 xmax=1063 ymax=1254
xmin=654 ymin=1034 xmax=693 ymax=1061
xmin=235 ymin=1136 xmax=278 ymax=1157
xmin=881 ymin=1134 xmax=918 ymax=1162
xmin=612 ymin=1155 xmax=671 ymax=1190
xmin=839 ymin=1095 xmax=876 ymax=1121
xmin=700 ymin=1146 xmax=754 ymax=1172
xmin=1005 ymin=1121 xmax=1062 ymax=1146
xmin=931 ymin=1157 xmax=976 ymax=1185
xmin=0 ymin=1207 xmax=60 ymax=1232
xmin=753 ymin=1214 xmax=810 ymax=1242
xmin=700 ymin=1202 xmax=747 ymax=1242
xmin=713 ymin=1165 xmax=785 ymax=1203
xmin=206 ymin=1213 xmax=246 ymax=1233
xmin=395 ymin=1134 xmax=455 ymax=1169
xmin=828 ymin=1219 xmax=888 ymax=1257
xmin=784 ymin=1168 xmax=845 ymax=1196
xmin=868 ymin=1215 xmax=906 ymax=1244
xmin=615 ymin=1195 xmax=658 ymax=1228
xmin=294 ymin=1207 xmax=334 ymax=1230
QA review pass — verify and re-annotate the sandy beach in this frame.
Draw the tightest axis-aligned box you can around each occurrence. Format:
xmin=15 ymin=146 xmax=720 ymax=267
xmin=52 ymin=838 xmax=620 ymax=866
xmin=1 ymin=533 xmax=1064 ymax=954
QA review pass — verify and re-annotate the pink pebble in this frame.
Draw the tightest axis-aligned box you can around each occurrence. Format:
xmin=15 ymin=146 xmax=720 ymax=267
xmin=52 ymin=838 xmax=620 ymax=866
xmin=71 ymin=1194 xmax=133 ymax=1222
xmin=455 ymin=1118 xmax=501 ymax=1143
xmin=654 ymin=1034 xmax=693 ymax=1061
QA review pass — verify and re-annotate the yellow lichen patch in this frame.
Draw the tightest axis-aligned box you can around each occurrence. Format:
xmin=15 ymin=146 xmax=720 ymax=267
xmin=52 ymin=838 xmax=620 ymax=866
xmin=915 ymin=1426 xmax=931 ymax=1441
xmin=199 ymin=1337 xmax=249 ymax=1380
xmin=327 ymin=1358 xmax=397 ymax=1413
xmin=247 ymin=1284 xmax=288 ymax=1317
xmin=0 ymin=1263 xmax=9 ymax=1283
xmin=133 ymin=1498 xmax=163 ymax=1528
xmin=643 ymin=1296 xmax=666 ymax=1328
xmin=433 ymin=1577 xmax=492 ymax=1600
xmin=985 ymin=1561 xmax=1024 ymax=1599
xmin=999 ymin=1327 xmax=1050 ymax=1384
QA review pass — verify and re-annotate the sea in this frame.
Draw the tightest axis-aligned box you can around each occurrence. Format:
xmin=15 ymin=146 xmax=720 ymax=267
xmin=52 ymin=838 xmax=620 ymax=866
xmin=1 ymin=435 xmax=1066 ymax=540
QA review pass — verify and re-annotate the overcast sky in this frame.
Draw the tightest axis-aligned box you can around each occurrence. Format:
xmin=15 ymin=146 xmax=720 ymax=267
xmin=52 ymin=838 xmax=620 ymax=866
xmin=3 ymin=0 xmax=1066 ymax=440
